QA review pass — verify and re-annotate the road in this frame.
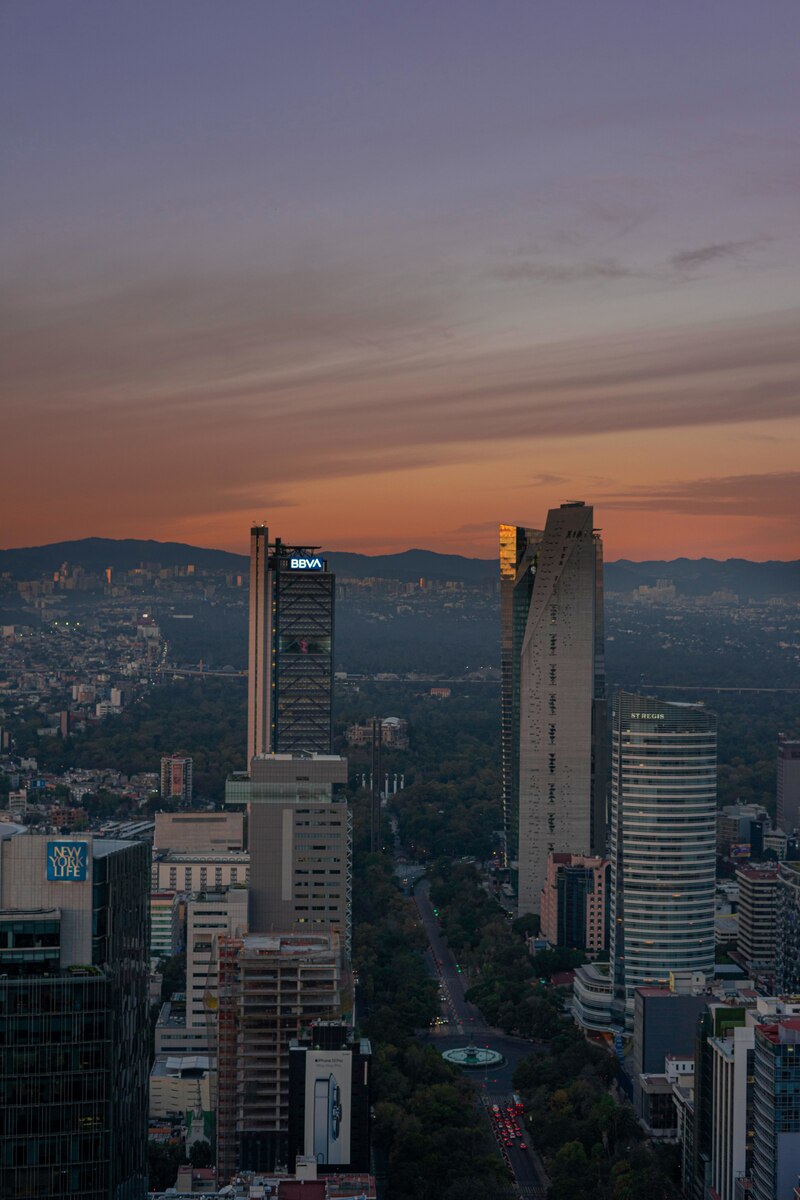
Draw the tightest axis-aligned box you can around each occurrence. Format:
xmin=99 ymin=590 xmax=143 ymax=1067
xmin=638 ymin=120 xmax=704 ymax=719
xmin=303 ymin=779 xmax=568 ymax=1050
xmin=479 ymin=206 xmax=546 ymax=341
xmin=414 ymin=879 xmax=548 ymax=1197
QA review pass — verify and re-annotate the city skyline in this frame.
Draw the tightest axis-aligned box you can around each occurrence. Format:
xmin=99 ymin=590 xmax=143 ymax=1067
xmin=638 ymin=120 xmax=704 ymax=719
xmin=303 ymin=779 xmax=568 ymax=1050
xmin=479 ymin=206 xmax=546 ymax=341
xmin=2 ymin=2 xmax=800 ymax=560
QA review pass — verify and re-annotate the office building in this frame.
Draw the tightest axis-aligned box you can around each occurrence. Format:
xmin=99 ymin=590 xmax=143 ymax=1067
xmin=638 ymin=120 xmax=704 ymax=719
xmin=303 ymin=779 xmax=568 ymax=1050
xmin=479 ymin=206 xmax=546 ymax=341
xmin=752 ymin=1018 xmax=800 ymax=1200
xmin=717 ymin=802 xmax=769 ymax=859
xmin=151 ymin=849 xmax=249 ymax=894
xmin=629 ymin=985 xmax=709 ymax=1133
xmin=0 ymin=831 xmax=149 ymax=1200
xmin=227 ymin=754 xmax=351 ymax=957
xmin=248 ymin=526 xmax=335 ymax=762
xmin=499 ymin=523 xmax=543 ymax=868
xmin=216 ymin=931 xmax=343 ymax=1179
xmin=287 ymin=1023 xmax=372 ymax=1174
xmin=516 ymin=503 xmax=606 ymax=911
xmin=154 ymin=810 xmax=244 ymax=853
xmin=778 ymin=733 xmax=800 ymax=833
xmin=539 ymin=851 xmax=609 ymax=952
xmin=736 ymin=864 xmax=779 ymax=973
xmin=610 ymin=694 xmax=716 ymax=1024
xmin=160 ymin=754 xmax=193 ymax=803
xmin=777 ymin=861 xmax=800 ymax=994
xmin=154 ymin=885 xmax=248 ymax=1058
xmin=709 ymin=1020 xmax=755 ymax=1200
xmin=150 ymin=889 xmax=181 ymax=961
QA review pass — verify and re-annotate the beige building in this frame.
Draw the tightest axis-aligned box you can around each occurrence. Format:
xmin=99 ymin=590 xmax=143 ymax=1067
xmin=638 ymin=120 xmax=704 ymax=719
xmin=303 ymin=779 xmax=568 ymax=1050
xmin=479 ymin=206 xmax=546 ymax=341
xmin=149 ymin=1054 xmax=214 ymax=1118
xmin=150 ymin=890 xmax=181 ymax=961
xmin=151 ymin=850 xmax=249 ymax=893
xmin=226 ymin=753 xmax=352 ymax=956
xmin=154 ymin=810 xmax=244 ymax=853
xmin=185 ymin=886 xmax=249 ymax=1041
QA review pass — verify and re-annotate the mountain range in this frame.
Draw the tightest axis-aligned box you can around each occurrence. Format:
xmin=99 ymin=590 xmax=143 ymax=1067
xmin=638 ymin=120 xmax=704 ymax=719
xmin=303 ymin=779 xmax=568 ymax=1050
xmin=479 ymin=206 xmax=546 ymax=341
xmin=1 ymin=538 xmax=799 ymax=599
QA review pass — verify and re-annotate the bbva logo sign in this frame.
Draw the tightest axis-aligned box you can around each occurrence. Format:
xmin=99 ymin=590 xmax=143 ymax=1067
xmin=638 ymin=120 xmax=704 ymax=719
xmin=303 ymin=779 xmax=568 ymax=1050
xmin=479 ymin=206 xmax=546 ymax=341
xmin=290 ymin=557 xmax=323 ymax=571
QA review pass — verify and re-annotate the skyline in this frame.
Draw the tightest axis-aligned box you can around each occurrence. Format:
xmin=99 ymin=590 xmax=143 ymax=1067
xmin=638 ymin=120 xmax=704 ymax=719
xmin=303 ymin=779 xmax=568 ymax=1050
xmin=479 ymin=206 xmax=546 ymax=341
xmin=3 ymin=1 xmax=800 ymax=560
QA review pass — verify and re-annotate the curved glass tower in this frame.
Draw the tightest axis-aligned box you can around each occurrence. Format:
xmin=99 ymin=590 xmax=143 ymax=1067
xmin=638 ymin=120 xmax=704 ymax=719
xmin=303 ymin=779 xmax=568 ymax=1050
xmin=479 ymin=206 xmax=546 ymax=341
xmin=610 ymin=693 xmax=717 ymax=1025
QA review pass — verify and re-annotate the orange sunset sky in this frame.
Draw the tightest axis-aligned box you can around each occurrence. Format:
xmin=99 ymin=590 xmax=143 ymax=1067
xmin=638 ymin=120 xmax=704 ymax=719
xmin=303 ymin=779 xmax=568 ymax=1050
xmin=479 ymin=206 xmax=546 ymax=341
xmin=2 ymin=3 xmax=799 ymax=563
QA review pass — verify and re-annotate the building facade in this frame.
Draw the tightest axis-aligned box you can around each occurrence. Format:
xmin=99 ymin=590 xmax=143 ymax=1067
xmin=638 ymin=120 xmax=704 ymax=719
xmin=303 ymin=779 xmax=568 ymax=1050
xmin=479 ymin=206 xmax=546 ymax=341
xmin=227 ymin=755 xmax=351 ymax=957
xmin=160 ymin=755 xmax=193 ymax=803
xmin=0 ymin=832 xmax=150 ymax=1200
xmin=150 ymin=890 xmax=181 ymax=961
xmin=777 ymin=862 xmax=800 ymax=993
xmin=499 ymin=523 xmax=542 ymax=869
xmin=216 ymin=932 xmax=343 ymax=1179
xmin=247 ymin=527 xmax=335 ymax=762
xmin=539 ymin=851 xmax=609 ymax=952
xmin=151 ymin=850 xmax=249 ymax=894
xmin=752 ymin=1018 xmax=800 ymax=1200
xmin=287 ymin=1023 xmax=372 ymax=1174
xmin=736 ymin=865 xmax=779 ymax=973
xmin=154 ymin=811 xmax=244 ymax=853
xmin=610 ymin=694 xmax=717 ymax=1024
xmin=516 ymin=503 xmax=605 ymax=911
xmin=777 ymin=734 xmax=800 ymax=833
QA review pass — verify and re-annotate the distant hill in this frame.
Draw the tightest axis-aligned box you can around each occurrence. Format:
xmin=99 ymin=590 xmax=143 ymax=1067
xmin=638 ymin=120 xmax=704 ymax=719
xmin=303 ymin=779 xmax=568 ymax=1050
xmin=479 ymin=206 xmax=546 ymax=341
xmin=0 ymin=538 xmax=798 ymax=598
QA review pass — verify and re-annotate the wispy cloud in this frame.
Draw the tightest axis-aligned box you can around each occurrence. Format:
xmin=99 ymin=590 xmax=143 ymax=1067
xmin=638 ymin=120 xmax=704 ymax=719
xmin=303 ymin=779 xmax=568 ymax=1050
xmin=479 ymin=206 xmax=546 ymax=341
xmin=668 ymin=238 xmax=768 ymax=274
xmin=599 ymin=471 xmax=800 ymax=517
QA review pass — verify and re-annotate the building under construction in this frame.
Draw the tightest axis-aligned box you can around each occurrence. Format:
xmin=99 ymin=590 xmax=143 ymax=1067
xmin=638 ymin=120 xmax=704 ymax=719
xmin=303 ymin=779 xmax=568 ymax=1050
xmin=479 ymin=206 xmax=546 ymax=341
xmin=216 ymin=931 xmax=345 ymax=1179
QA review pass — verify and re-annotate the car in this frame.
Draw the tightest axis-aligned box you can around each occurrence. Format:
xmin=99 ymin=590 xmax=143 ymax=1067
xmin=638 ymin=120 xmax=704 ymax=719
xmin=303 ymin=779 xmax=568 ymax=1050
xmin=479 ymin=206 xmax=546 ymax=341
xmin=519 ymin=1142 xmax=527 ymax=1151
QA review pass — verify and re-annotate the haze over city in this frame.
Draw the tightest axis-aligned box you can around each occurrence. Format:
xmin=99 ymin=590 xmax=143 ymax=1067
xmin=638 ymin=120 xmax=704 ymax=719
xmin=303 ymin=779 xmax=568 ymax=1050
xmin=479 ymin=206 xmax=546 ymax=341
xmin=3 ymin=0 xmax=800 ymax=560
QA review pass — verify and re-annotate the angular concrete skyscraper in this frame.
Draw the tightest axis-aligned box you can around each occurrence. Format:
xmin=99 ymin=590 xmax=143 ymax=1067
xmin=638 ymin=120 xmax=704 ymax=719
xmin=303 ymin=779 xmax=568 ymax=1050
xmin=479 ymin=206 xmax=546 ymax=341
xmin=247 ymin=525 xmax=335 ymax=763
xmin=517 ymin=502 xmax=605 ymax=913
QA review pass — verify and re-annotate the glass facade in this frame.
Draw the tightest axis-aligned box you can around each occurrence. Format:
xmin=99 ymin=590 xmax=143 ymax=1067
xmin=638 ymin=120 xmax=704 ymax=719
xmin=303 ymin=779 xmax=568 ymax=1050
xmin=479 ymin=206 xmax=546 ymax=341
xmin=499 ymin=523 xmax=541 ymax=868
xmin=610 ymin=693 xmax=717 ymax=1023
xmin=0 ymin=839 xmax=150 ymax=1200
xmin=272 ymin=556 xmax=334 ymax=754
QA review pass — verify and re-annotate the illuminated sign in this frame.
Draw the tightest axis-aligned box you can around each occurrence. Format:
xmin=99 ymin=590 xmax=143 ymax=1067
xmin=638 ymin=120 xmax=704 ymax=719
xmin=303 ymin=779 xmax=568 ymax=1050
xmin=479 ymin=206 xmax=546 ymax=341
xmin=290 ymin=557 xmax=323 ymax=571
xmin=630 ymin=713 xmax=665 ymax=720
xmin=47 ymin=841 xmax=89 ymax=882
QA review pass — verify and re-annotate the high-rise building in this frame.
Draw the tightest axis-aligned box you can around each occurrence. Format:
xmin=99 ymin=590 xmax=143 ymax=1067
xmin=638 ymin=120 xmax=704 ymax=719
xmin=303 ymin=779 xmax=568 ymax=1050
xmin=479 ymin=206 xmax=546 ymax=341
xmin=517 ymin=502 xmax=605 ymax=911
xmin=610 ymin=693 xmax=717 ymax=1024
xmin=247 ymin=525 xmax=335 ymax=763
xmin=227 ymin=753 xmax=351 ymax=957
xmin=736 ymin=864 xmax=780 ymax=973
xmin=751 ymin=1018 xmax=800 ymax=1200
xmin=160 ymin=753 xmax=193 ymax=803
xmin=777 ymin=861 xmax=800 ymax=993
xmin=499 ymin=523 xmax=543 ymax=868
xmin=216 ymin=931 xmax=343 ymax=1178
xmin=287 ymin=1023 xmax=372 ymax=1174
xmin=0 ymin=831 xmax=150 ymax=1200
xmin=777 ymin=733 xmax=800 ymax=833
xmin=539 ymin=851 xmax=609 ymax=952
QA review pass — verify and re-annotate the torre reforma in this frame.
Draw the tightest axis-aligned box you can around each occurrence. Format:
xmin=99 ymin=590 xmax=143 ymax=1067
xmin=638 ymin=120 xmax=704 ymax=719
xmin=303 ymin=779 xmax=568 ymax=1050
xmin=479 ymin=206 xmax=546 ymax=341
xmin=515 ymin=502 xmax=606 ymax=913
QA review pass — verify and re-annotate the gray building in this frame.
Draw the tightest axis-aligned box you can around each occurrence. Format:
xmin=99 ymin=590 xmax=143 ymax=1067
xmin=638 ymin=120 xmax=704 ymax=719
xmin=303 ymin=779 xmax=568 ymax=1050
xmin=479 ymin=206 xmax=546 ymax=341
xmin=227 ymin=754 xmax=351 ymax=957
xmin=0 ymin=831 xmax=150 ymax=1199
xmin=777 ymin=733 xmax=800 ymax=833
xmin=517 ymin=502 xmax=605 ymax=912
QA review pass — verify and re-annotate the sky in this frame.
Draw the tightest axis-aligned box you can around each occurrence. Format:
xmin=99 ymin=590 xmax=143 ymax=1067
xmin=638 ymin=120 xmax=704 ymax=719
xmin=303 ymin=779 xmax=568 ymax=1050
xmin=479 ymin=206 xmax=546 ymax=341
xmin=2 ymin=0 xmax=800 ymax=562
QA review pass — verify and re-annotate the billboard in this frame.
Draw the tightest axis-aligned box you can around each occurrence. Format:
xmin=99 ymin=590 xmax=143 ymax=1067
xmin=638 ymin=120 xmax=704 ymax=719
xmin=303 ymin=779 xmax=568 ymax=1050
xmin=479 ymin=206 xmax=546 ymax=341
xmin=303 ymin=1049 xmax=352 ymax=1165
xmin=47 ymin=841 xmax=89 ymax=882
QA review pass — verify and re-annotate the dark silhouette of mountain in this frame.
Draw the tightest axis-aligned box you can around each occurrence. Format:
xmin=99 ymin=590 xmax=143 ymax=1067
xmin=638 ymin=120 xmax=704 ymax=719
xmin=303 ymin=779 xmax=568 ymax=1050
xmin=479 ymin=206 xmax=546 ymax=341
xmin=0 ymin=538 xmax=797 ymax=597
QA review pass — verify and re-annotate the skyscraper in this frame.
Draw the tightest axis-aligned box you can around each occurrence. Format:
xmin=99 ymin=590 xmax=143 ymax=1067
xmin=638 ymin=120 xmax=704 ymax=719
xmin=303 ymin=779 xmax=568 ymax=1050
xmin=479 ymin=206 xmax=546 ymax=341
xmin=516 ymin=502 xmax=605 ymax=912
xmin=751 ymin=1018 xmax=800 ymax=1200
xmin=247 ymin=525 xmax=335 ymax=763
xmin=777 ymin=732 xmax=800 ymax=833
xmin=610 ymin=693 xmax=717 ymax=1024
xmin=499 ymin=523 xmax=542 ymax=868
xmin=227 ymin=753 xmax=352 ymax=956
xmin=0 ymin=831 xmax=150 ymax=1199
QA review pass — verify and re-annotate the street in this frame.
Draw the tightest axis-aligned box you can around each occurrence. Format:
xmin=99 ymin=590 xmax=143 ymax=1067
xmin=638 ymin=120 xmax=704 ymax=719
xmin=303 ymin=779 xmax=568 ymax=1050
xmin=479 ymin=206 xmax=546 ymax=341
xmin=414 ymin=878 xmax=549 ymax=1197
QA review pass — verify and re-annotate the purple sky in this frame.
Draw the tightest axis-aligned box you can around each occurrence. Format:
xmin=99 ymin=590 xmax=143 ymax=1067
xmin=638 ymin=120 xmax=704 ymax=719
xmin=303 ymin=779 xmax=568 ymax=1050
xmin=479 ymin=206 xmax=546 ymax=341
xmin=3 ymin=1 xmax=799 ymax=558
